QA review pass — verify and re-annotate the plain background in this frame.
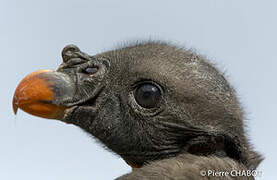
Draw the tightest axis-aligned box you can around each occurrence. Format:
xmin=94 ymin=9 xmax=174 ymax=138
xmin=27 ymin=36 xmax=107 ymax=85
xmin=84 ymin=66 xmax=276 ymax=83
xmin=1 ymin=0 xmax=275 ymax=179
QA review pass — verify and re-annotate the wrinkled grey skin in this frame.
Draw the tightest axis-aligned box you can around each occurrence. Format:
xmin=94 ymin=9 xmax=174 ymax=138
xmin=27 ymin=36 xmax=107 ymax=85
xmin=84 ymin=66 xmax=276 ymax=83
xmin=53 ymin=41 xmax=262 ymax=179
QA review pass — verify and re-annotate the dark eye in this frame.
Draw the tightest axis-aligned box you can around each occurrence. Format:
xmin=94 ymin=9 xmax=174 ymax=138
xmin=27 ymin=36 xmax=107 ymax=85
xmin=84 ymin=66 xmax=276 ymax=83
xmin=134 ymin=83 xmax=161 ymax=108
xmin=84 ymin=67 xmax=98 ymax=75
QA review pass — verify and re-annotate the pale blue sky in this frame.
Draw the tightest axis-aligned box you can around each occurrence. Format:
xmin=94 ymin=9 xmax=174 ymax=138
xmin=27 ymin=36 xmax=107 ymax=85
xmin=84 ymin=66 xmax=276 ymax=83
xmin=1 ymin=0 xmax=275 ymax=179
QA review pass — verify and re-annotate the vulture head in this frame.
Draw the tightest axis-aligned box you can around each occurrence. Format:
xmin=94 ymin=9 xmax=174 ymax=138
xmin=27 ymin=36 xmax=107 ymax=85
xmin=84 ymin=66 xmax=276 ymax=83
xmin=13 ymin=42 xmax=261 ymax=171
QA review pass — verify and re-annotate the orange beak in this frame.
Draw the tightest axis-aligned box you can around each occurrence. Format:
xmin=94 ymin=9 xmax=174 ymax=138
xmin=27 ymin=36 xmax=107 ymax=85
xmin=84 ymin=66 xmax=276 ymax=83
xmin=13 ymin=70 xmax=70 ymax=120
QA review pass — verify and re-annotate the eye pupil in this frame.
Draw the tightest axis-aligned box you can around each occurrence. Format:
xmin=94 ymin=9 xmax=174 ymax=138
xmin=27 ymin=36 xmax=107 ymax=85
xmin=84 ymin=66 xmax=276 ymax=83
xmin=142 ymin=92 xmax=151 ymax=98
xmin=134 ymin=83 xmax=161 ymax=108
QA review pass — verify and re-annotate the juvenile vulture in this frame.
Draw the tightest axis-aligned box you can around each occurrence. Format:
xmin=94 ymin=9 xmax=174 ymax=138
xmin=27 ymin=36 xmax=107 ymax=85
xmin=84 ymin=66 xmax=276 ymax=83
xmin=13 ymin=41 xmax=262 ymax=179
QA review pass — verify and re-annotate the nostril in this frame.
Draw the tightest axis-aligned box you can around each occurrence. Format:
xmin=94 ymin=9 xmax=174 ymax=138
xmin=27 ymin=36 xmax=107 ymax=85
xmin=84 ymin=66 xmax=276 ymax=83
xmin=83 ymin=66 xmax=99 ymax=76
xmin=62 ymin=44 xmax=80 ymax=63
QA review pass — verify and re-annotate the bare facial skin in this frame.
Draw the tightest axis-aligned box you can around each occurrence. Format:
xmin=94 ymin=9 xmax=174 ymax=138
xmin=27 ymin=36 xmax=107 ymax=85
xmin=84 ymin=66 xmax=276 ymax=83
xmin=13 ymin=42 xmax=262 ymax=179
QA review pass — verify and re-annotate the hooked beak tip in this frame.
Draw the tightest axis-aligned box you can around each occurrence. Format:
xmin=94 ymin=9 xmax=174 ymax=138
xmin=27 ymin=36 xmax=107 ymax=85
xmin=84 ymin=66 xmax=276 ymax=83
xmin=12 ymin=100 xmax=18 ymax=115
xmin=12 ymin=70 xmax=68 ymax=120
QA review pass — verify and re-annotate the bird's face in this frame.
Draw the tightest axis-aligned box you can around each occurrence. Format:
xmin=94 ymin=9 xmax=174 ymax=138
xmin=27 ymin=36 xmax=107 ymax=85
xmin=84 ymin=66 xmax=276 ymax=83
xmin=13 ymin=42 xmax=248 ymax=168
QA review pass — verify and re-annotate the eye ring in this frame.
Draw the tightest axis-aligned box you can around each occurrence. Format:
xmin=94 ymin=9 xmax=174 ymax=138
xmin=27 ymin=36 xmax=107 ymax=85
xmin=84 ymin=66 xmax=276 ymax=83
xmin=133 ymin=82 xmax=162 ymax=109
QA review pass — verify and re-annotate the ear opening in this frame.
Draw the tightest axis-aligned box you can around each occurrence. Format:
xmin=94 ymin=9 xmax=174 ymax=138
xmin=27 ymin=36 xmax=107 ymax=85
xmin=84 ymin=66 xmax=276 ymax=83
xmin=185 ymin=134 xmax=249 ymax=166
xmin=223 ymin=134 xmax=248 ymax=164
